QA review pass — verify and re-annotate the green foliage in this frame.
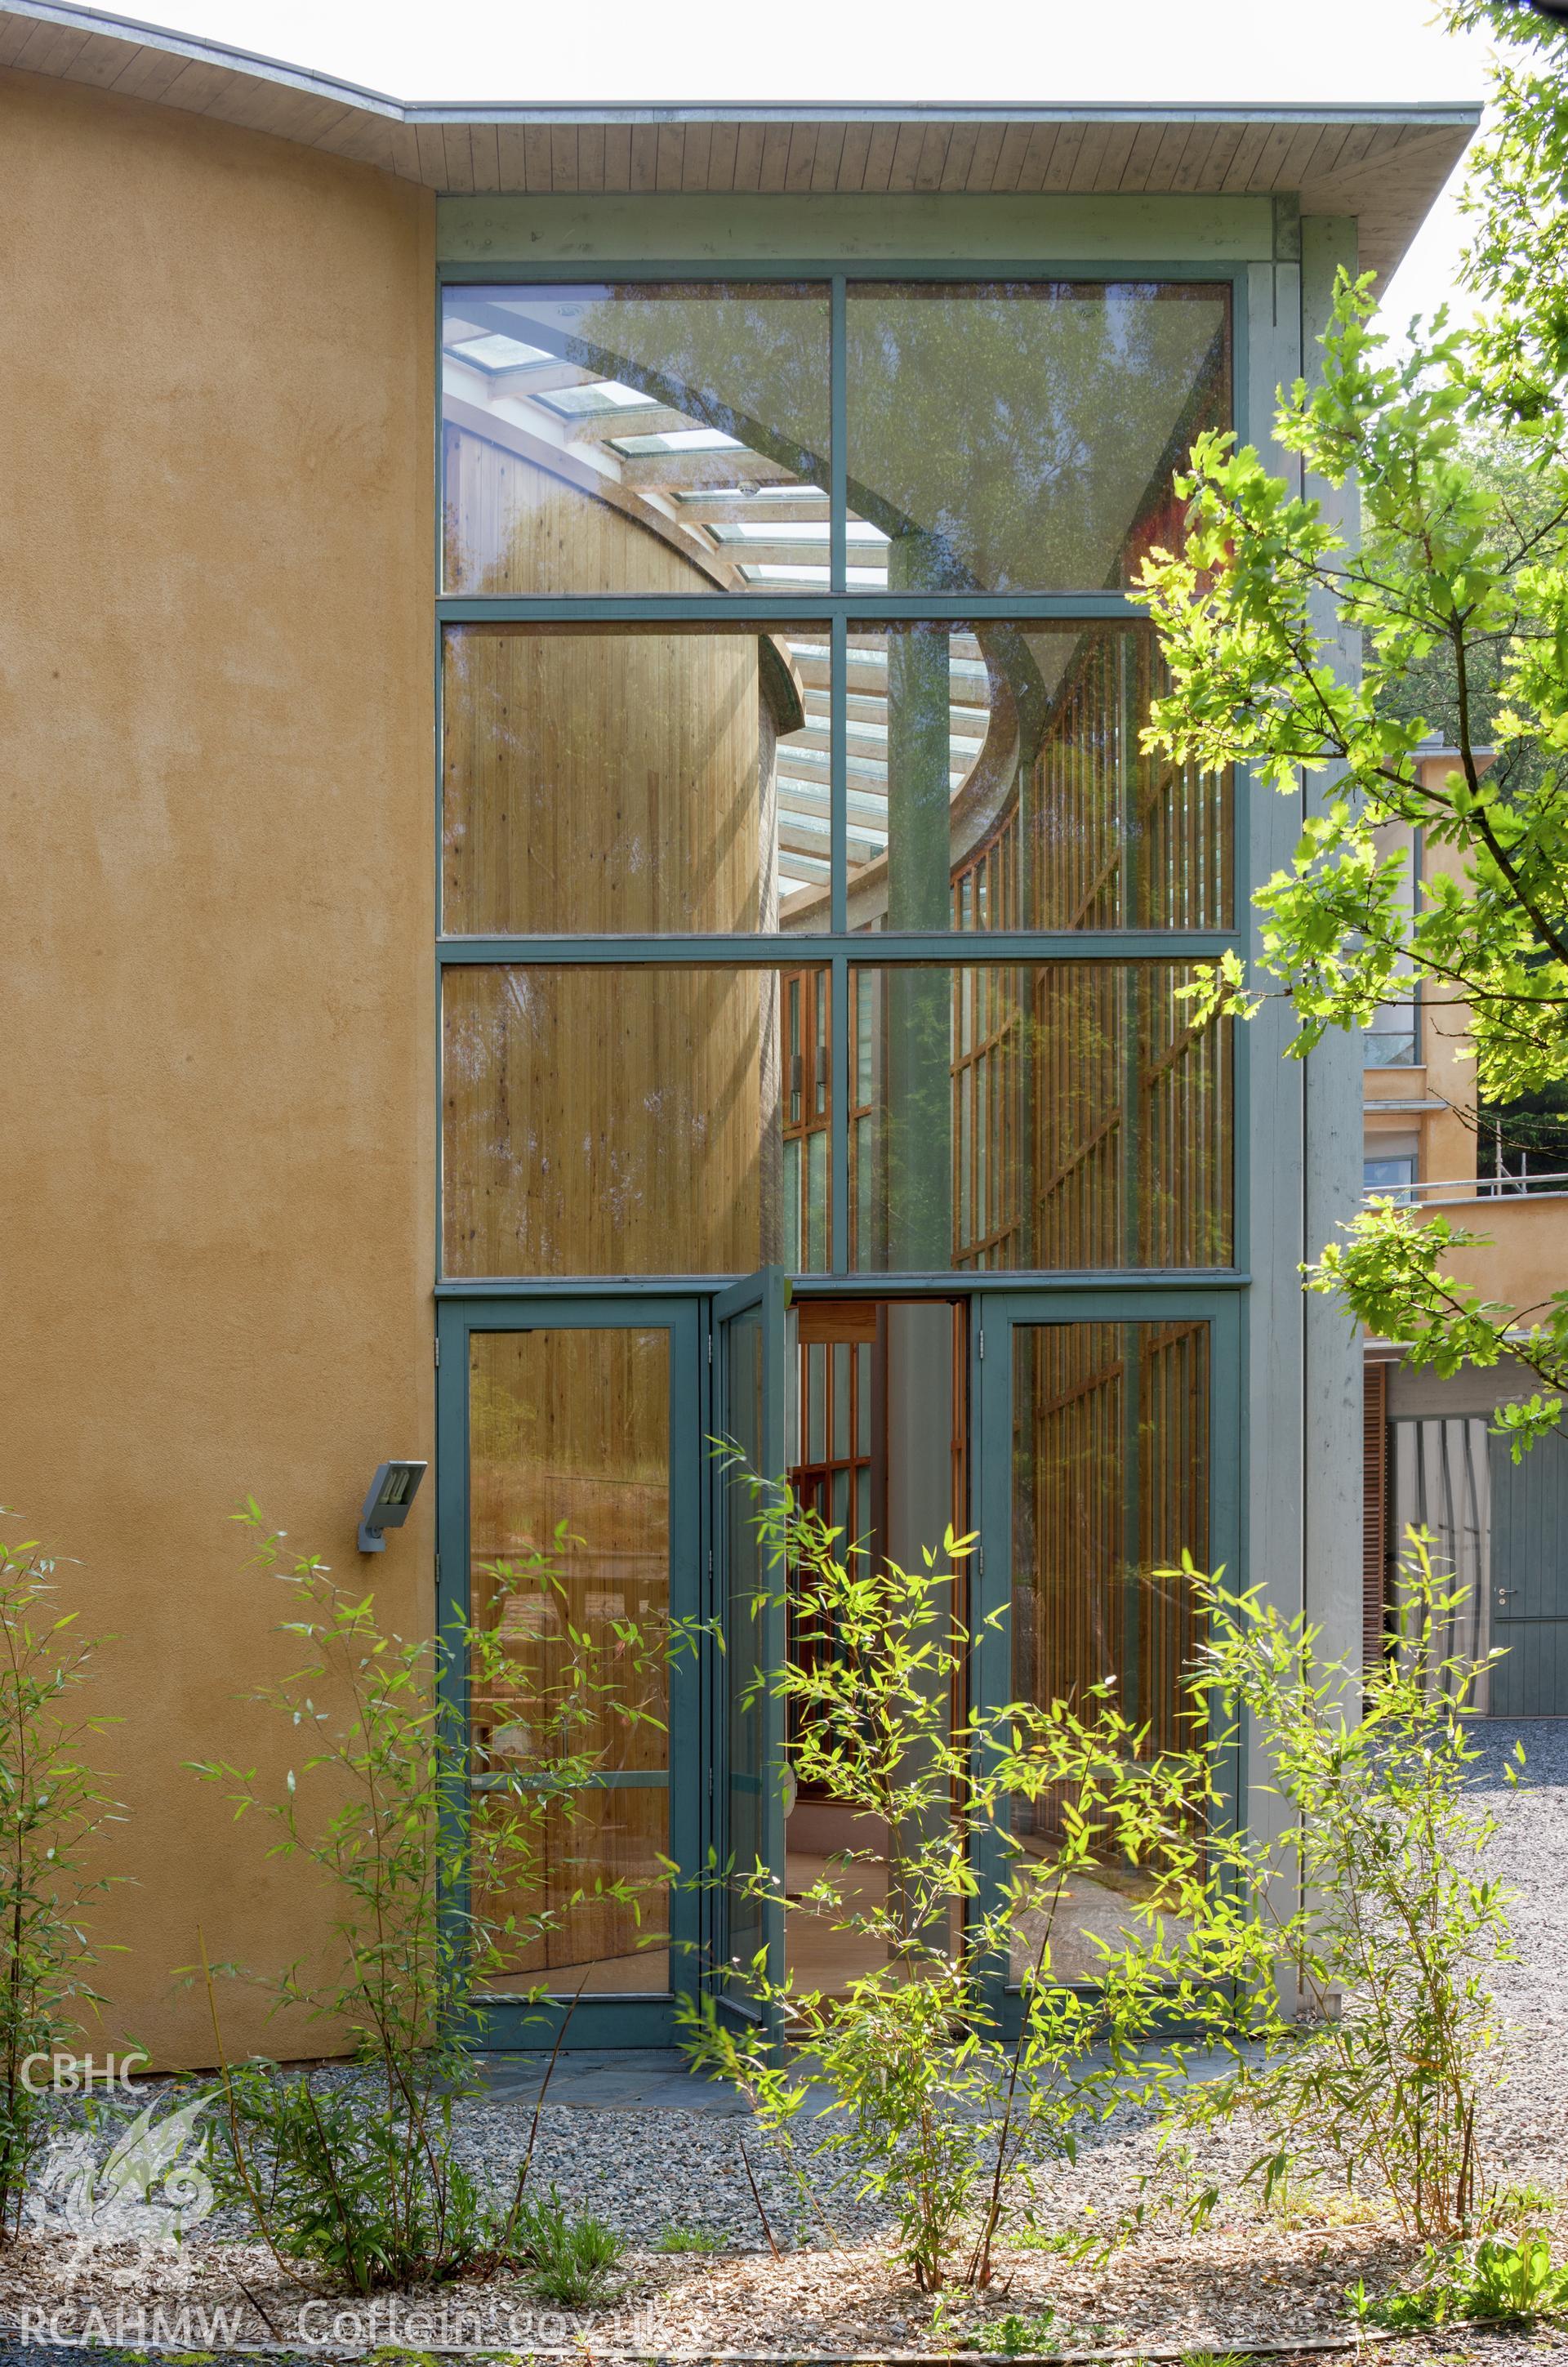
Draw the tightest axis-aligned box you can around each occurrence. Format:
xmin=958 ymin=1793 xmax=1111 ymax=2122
xmin=0 ymin=1524 xmax=124 ymax=2240
xmin=1446 ymin=3 xmax=1568 ymax=422
xmin=1348 ymin=2232 xmax=1568 ymax=2329
xmin=684 ymin=1485 xmax=1520 ymax=2275
xmin=680 ymin=1462 xmax=1206 ymax=2293
xmin=1112 ymin=1532 xmax=1517 ymax=2244
xmin=1134 ymin=9 xmax=1568 ymax=1436
xmin=505 ymin=2183 xmax=626 ymax=2307
xmin=654 ymin=2222 xmax=724 ymax=2253
xmin=1138 ymin=275 xmax=1568 ymax=1102
xmin=1307 ymin=1201 xmax=1568 ymax=1456
xmin=960 ymin=2305 xmax=1061 ymax=2354
xmin=1486 ymin=2177 xmax=1559 ymax=2228
xmin=194 ymin=1504 xmax=679 ymax=2289
xmin=207 ymin=2064 xmax=498 ymax=2293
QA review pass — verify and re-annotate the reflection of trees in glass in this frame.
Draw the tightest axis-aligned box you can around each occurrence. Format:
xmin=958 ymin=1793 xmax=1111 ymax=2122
xmin=470 ymin=284 xmax=832 ymax=485
xmin=846 ymin=284 xmax=1232 ymax=591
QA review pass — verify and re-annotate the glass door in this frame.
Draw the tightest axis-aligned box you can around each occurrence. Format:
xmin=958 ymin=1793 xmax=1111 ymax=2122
xmin=436 ymin=1295 xmax=702 ymax=2048
xmin=708 ymin=1268 xmax=791 ymax=2035
xmin=971 ymin=1290 xmax=1240 ymax=2024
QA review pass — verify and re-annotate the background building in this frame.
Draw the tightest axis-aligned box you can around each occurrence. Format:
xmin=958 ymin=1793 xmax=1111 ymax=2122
xmin=1363 ymin=742 xmax=1568 ymax=1714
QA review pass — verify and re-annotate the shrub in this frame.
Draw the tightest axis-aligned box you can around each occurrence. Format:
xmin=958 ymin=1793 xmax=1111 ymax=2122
xmin=1120 ymin=1530 xmax=1517 ymax=2243
xmin=0 ymin=1525 xmax=123 ymax=2240
xmin=194 ymin=1504 xmax=679 ymax=2289
xmin=681 ymin=1463 xmax=1208 ymax=2292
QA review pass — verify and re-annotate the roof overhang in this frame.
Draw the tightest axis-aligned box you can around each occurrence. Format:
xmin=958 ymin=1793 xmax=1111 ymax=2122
xmin=0 ymin=0 xmax=1481 ymax=283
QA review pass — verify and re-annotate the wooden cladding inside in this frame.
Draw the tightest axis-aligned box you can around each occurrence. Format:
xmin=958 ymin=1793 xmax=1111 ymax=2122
xmin=1011 ymin=1319 xmax=1209 ymax=1812
xmin=849 ymin=962 xmax=1232 ymax=1273
xmin=469 ymin=1327 xmax=672 ymax=1990
xmin=443 ymin=623 xmax=777 ymax=936
xmin=442 ymin=616 xmax=1232 ymax=943
xmin=442 ymin=961 xmax=1228 ymax=1277
xmin=1030 ymin=632 xmax=1232 ymax=932
xmin=444 ymin=428 xmax=722 ymax=600
xmin=443 ymin=966 xmax=801 ymax=1277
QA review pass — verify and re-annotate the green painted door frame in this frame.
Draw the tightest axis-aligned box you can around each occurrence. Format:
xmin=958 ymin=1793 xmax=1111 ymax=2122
xmin=970 ymin=1286 xmax=1243 ymax=2037
xmin=435 ymin=1291 xmax=706 ymax=2048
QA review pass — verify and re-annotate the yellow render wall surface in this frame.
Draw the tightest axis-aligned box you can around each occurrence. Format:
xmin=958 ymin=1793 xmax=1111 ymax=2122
xmin=0 ymin=69 xmax=434 ymax=2066
xmin=1440 ymin=1194 xmax=1568 ymax=1313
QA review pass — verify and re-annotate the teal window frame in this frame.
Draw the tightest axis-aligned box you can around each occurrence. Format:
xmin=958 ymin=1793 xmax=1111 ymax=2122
xmin=434 ymin=254 xmax=1254 ymax=2041
xmin=434 ymin=255 xmax=1251 ymax=1290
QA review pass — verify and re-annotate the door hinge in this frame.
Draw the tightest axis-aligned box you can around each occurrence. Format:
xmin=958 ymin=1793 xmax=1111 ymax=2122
xmin=434 ymin=1336 xmax=440 ymax=1368
xmin=434 ymin=1551 xmax=441 ymax=1586
xmin=978 ymin=1328 xmax=984 ymax=1359
xmin=706 ymin=1330 xmax=713 ymax=1366
xmin=977 ymin=1545 xmax=985 ymax=1577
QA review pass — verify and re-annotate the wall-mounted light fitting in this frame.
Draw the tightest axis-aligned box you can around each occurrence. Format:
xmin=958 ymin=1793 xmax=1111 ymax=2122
xmin=358 ymin=1460 xmax=427 ymax=1553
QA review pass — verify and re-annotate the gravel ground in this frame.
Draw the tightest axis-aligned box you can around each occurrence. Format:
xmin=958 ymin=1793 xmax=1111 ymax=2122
xmin=0 ymin=1720 xmax=1563 ymax=2360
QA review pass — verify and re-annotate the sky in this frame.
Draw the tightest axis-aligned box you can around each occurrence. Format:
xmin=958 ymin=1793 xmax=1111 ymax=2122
xmin=95 ymin=0 xmax=1504 ymax=335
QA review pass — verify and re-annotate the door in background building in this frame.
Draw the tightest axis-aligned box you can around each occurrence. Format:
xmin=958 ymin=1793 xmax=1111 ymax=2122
xmin=1490 ymin=1425 xmax=1568 ymax=1716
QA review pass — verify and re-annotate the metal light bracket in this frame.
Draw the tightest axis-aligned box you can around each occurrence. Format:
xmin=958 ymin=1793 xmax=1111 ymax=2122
xmin=358 ymin=1460 xmax=428 ymax=1553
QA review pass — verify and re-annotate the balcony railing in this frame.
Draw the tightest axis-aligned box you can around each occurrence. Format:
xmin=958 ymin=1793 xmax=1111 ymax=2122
xmin=1363 ymin=1170 xmax=1568 ymax=1206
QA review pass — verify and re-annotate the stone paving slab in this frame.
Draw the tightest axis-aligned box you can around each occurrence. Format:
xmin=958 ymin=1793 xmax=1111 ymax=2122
xmin=469 ymin=2046 xmax=752 ymax=2112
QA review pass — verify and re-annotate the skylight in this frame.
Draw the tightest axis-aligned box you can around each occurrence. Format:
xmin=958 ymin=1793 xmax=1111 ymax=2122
xmin=611 ymin=427 xmax=743 ymax=454
xmin=541 ymin=381 xmax=660 ymax=415
xmin=448 ymin=332 xmax=550 ymax=372
xmin=711 ymin=521 xmax=885 ymax=539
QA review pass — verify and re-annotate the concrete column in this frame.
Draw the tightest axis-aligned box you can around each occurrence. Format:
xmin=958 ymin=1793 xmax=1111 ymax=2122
xmin=1242 ymin=225 xmax=1308 ymax=1972
xmin=1301 ymin=212 xmax=1367 ymax=1680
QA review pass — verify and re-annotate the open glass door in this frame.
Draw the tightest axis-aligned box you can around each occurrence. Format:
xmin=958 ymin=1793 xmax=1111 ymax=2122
xmin=709 ymin=1267 xmax=791 ymax=2033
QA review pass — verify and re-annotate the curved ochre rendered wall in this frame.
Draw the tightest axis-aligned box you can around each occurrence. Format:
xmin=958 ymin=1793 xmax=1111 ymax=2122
xmin=0 ymin=68 xmax=435 ymax=2066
